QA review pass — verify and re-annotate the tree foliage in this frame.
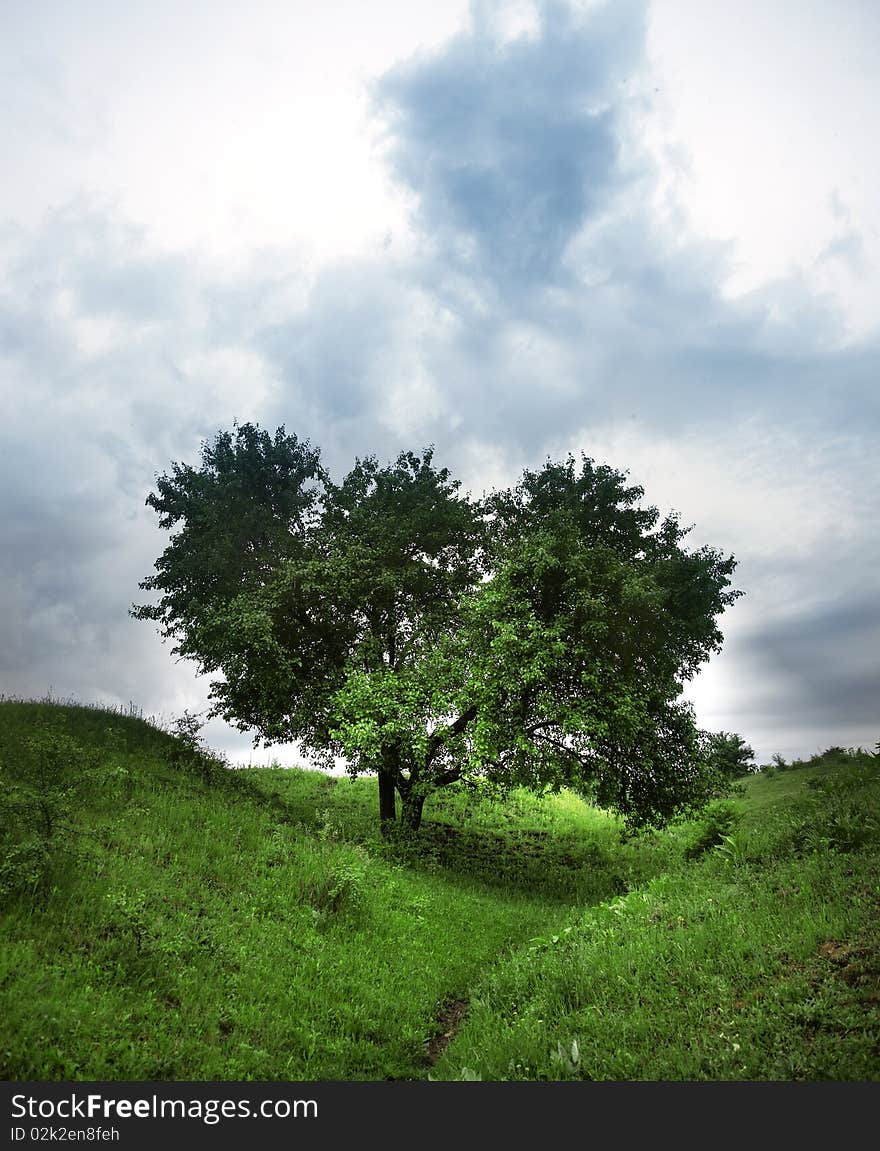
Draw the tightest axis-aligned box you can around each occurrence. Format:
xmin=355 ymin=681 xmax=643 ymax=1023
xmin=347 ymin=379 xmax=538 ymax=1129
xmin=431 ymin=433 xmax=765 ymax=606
xmin=702 ymin=731 xmax=757 ymax=780
xmin=134 ymin=424 xmax=742 ymax=832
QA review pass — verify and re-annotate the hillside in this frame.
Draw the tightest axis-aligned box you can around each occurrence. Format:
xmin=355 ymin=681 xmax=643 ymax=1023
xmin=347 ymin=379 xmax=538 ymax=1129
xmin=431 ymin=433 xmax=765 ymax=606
xmin=1 ymin=699 xmax=878 ymax=1081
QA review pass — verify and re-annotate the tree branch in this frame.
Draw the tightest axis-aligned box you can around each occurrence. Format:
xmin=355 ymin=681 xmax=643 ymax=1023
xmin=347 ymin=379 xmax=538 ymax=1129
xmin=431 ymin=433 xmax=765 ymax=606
xmin=424 ymin=704 xmax=478 ymax=766
xmin=429 ymin=765 xmax=462 ymax=788
xmin=532 ymin=729 xmax=598 ymax=773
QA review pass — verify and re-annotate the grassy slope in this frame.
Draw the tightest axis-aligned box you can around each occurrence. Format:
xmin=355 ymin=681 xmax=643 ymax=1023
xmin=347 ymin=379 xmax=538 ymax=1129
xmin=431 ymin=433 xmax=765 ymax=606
xmin=432 ymin=757 xmax=880 ymax=1080
xmin=0 ymin=701 xmax=642 ymax=1080
xmin=1 ymin=701 xmax=878 ymax=1081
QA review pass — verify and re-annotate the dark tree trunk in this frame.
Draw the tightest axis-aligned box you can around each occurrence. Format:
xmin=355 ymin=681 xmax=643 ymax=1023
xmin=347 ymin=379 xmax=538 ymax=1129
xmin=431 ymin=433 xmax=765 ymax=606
xmin=379 ymin=740 xmax=426 ymax=834
xmin=378 ymin=768 xmax=397 ymax=835
xmin=400 ymin=792 xmax=425 ymax=834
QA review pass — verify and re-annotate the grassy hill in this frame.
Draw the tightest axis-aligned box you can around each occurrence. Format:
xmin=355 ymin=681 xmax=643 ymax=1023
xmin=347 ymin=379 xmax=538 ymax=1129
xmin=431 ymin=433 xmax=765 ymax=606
xmin=1 ymin=699 xmax=878 ymax=1080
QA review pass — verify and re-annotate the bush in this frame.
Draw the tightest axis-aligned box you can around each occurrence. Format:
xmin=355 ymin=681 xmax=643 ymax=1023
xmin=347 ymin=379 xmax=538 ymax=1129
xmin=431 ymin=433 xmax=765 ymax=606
xmin=797 ymin=764 xmax=880 ymax=853
xmin=763 ymin=758 xmax=880 ymax=857
xmin=165 ymin=711 xmax=233 ymax=784
xmin=703 ymin=731 xmax=757 ymax=780
xmin=685 ymin=799 xmax=742 ymax=860
xmin=0 ymin=840 xmax=50 ymax=902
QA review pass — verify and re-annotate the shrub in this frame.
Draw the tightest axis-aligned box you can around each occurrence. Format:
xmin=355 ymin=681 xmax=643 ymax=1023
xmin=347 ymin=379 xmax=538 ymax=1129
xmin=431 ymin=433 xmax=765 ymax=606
xmin=703 ymin=732 xmax=757 ymax=779
xmin=165 ymin=711 xmax=232 ymax=784
xmin=169 ymin=709 xmax=205 ymax=751
xmin=0 ymin=840 xmax=50 ymax=902
xmin=102 ymin=887 xmax=151 ymax=952
xmin=685 ymin=799 xmax=742 ymax=860
xmin=713 ymin=831 xmax=749 ymax=867
xmin=768 ymin=759 xmax=880 ymax=856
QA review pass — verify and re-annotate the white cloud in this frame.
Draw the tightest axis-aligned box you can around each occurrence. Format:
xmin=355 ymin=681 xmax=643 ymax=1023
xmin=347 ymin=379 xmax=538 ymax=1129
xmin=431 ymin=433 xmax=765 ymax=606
xmin=645 ymin=0 xmax=880 ymax=337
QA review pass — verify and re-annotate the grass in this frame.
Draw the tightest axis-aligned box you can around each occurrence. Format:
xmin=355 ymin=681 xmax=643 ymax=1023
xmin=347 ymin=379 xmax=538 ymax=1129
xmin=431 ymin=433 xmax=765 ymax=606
xmin=432 ymin=750 xmax=880 ymax=1080
xmin=1 ymin=699 xmax=878 ymax=1081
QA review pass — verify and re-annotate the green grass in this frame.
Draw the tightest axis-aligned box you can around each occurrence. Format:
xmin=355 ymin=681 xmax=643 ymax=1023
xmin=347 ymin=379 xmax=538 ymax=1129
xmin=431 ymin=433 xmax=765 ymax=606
xmin=1 ymin=699 xmax=878 ymax=1081
xmin=431 ymin=750 xmax=880 ymax=1081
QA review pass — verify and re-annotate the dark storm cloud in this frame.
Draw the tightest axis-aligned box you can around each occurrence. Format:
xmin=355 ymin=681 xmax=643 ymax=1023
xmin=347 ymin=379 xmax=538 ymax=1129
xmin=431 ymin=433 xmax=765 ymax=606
xmin=0 ymin=205 xmax=267 ymax=715
xmin=375 ymin=0 xmax=643 ymax=296
xmin=0 ymin=444 xmax=169 ymax=710
xmin=253 ymin=3 xmax=672 ymax=457
xmin=231 ymin=0 xmax=878 ymax=468
xmin=744 ymin=596 xmax=880 ymax=730
xmin=315 ymin=0 xmax=873 ymax=459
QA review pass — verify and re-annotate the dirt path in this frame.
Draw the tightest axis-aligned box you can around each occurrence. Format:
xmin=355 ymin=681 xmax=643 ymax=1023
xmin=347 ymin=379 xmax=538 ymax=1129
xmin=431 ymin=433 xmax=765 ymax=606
xmin=425 ymin=998 xmax=469 ymax=1066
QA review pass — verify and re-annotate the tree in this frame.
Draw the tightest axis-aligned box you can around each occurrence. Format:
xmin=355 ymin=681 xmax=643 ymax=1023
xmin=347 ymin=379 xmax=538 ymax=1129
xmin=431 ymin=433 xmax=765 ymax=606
xmin=703 ymin=731 xmax=757 ymax=780
xmin=133 ymin=424 xmax=742 ymax=833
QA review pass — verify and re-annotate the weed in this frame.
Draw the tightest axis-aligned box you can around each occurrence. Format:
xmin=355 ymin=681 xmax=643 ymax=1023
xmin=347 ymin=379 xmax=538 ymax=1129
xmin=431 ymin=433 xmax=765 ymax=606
xmin=316 ymin=807 xmax=346 ymax=843
xmin=714 ymin=832 xmax=748 ymax=867
xmin=528 ymin=925 xmax=574 ymax=953
xmin=307 ymin=846 xmax=370 ymax=917
xmin=549 ymin=1037 xmax=581 ymax=1077
xmin=103 ymin=888 xmax=151 ymax=951
xmin=685 ymin=799 xmax=741 ymax=859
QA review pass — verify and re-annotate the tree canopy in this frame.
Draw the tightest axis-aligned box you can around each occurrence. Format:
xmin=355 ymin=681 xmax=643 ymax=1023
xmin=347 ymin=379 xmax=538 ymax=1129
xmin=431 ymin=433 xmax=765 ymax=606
xmin=134 ymin=423 xmax=742 ymax=832
xmin=702 ymin=731 xmax=757 ymax=780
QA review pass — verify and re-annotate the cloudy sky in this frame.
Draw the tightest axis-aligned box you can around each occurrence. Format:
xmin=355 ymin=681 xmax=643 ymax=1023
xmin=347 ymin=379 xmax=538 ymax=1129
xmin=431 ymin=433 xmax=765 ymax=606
xmin=2 ymin=0 xmax=877 ymax=766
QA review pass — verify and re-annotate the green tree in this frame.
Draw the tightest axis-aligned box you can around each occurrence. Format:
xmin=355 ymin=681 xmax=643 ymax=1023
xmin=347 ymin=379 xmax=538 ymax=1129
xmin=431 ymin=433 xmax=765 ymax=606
xmin=134 ymin=424 xmax=741 ymax=833
xmin=703 ymin=731 xmax=757 ymax=780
